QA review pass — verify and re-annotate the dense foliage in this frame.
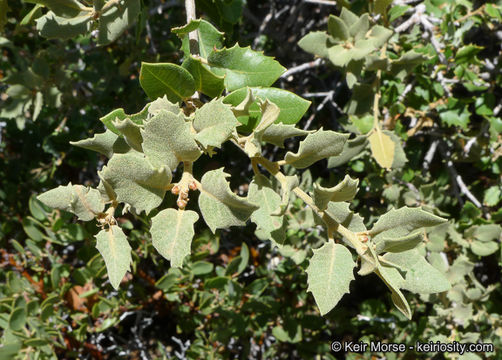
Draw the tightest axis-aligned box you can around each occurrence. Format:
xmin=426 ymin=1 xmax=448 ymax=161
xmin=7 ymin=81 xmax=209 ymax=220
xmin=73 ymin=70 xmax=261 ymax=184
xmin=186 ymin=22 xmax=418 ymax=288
xmin=1 ymin=0 xmax=501 ymax=359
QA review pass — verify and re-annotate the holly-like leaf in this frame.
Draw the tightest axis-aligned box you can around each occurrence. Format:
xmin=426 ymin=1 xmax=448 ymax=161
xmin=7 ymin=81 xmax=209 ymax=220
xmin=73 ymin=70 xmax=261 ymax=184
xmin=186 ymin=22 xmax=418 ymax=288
xmin=324 ymin=202 xmax=366 ymax=234
xmin=284 ymin=129 xmax=348 ymax=169
xmin=328 ymin=134 xmax=368 ymax=168
xmin=37 ymin=183 xmax=105 ymax=221
xmin=306 ymin=242 xmax=355 ymax=315
xmin=147 ymin=95 xmax=181 ymax=116
xmin=36 ymin=12 xmax=92 ymax=40
xmin=95 ymin=225 xmax=132 ymax=289
xmin=383 ymin=250 xmax=451 ymax=294
xmin=141 ymin=110 xmax=201 ymax=170
xmin=99 ymin=105 xmax=150 ymax=135
xmin=97 ymin=0 xmax=140 ymax=45
xmin=375 ymin=232 xmax=424 ymax=254
xmin=224 ymin=87 xmax=310 ymax=126
xmin=139 ymin=62 xmax=196 ymax=102
xmin=208 ymin=45 xmax=286 ymax=91
xmin=368 ymin=127 xmax=395 ymax=169
xmin=261 ymin=123 xmax=310 ymax=147
xmin=150 ymin=209 xmax=199 ymax=267
xmin=70 ymin=130 xmax=130 ymax=158
xmin=248 ymin=175 xmax=285 ymax=246
xmin=112 ymin=118 xmax=143 ymax=152
xmin=193 ymin=98 xmax=239 ymax=149
xmin=369 ymin=207 xmax=447 ymax=240
xmin=173 ymin=19 xmax=224 ymax=58
xmin=198 ymin=168 xmax=258 ymax=233
xmin=182 ymin=56 xmax=225 ymax=98
xmin=99 ymin=151 xmax=172 ymax=214
xmin=313 ymin=175 xmax=359 ymax=210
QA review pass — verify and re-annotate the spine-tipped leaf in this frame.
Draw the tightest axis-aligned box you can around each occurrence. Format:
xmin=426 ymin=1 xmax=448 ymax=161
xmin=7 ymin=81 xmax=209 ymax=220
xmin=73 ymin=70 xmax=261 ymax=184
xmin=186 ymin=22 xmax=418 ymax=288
xmin=198 ymin=168 xmax=259 ymax=233
xmin=37 ymin=183 xmax=105 ymax=221
xmin=193 ymin=98 xmax=239 ymax=149
xmin=139 ymin=62 xmax=196 ymax=102
xmin=99 ymin=151 xmax=172 ymax=214
xmin=313 ymin=175 xmax=359 ymax=210
xmin=284 ymin=129 xmax=348 ymax=169
xmin=369 ymin=207 xmax=447 ymax=240
xmin=141 ymin=110 xmax=201 ymax=170
xmin=208 ymin=45 xmax=286 ymax=91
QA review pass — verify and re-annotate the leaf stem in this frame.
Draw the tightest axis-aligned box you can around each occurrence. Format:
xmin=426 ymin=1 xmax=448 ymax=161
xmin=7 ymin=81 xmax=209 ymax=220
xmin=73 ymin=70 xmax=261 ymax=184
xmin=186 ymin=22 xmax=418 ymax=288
xmin=254 ymin=156 xmax=367 ymax=255
xmin=372 ymin=45 xmax=387 ymax=129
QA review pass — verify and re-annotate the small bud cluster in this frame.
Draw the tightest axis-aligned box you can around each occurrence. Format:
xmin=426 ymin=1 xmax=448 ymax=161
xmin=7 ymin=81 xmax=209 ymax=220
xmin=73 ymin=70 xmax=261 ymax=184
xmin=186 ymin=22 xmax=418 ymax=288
xmin=172 ymin=181 xmax=198 ymax=210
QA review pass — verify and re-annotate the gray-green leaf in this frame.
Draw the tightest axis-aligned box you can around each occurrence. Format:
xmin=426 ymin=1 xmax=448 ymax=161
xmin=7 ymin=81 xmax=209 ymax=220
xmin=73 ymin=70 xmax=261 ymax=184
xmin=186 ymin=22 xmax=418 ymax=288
xmin=383 ymin=250 xmax=451 ymax=294
xmin=36 ymin=12 xmax=92 ymax=40
xmin=248 ymin=175 xmax=285 ymax=246
xmin=193 ymin=98 xmax=239 ymax=149
xmin=95 ymin=225 xmax=132 ymax=289
xmin=198 ymin=168 xmax=259 ymax=233
xmin=70 ymin=129 xmax=130 ymax=158
xmin=150 ymin=209 xmax=199 ymax=267
xmin=99 ymin=151 xmax=172 ymax=214
xmin=284 ymin=129 xmax=348 ymax=169
xmin=97 ymin=0 xmax=140 ymax=45
xmin=141 ymin=110 xmax=201 ymax=169
xmin=112 ymin=117 xmax=143 ymax=152
xmin=261 ymin=123 xmax=310 ymax=148
xmin=306 ymin=242 xmax=355 ymax=315
xmin=369 ymin=207 xmax=446 ymax=240
xmin=37 ymin=183 xmax=105 ymax=221
xmin=313 ymin=175 xmax=359 ymax=210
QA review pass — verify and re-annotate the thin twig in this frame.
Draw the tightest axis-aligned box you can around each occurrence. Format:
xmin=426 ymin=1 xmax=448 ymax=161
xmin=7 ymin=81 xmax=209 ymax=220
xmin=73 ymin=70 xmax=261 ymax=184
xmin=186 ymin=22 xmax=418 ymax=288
xmin=253 ymin=7 xmax=274 ymax=49
xmin=280 ymin=58 xmax=323 ymax=79
xmin=438 ymin=142 xmax=483 ymax=209
xmin=185 ymin=0 xmax=198 ymax=56
xmin=145 ymin=20 xmax=157 ymax=54
xmin=423 ymin=139 xmax=438 ymax=171
xmin=303 ymin=0 xmax=337 ymax=6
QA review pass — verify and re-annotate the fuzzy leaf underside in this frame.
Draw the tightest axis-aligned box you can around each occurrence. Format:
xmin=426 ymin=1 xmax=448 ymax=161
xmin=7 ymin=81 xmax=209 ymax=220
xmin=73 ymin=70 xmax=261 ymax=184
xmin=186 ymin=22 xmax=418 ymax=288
xmin=306 ymin=242 xmax=355 ymax=315
xmin=193 ymin=98 xmax=239 ymax=148
xmin=150 ymin=209 xmax=199 ymax=267
xmin=96 ymin=225 xmax=132 ymax=290
xmin=285 ymin=129 xmax=348 ymax=169
xmin=141 ymin=110 xmax=201 ymax=170
xmin=248 ymin=175 xmax=285 ymax=246
xmin=99 ymin=151 xmax=172 ymax=214
xmin=313 ymin=175 xmax=359 ymax=210
xmin=37 ymin=183 xmax=104 ymax=221
xmin=198 ymin=168 xmax=259 ymax=233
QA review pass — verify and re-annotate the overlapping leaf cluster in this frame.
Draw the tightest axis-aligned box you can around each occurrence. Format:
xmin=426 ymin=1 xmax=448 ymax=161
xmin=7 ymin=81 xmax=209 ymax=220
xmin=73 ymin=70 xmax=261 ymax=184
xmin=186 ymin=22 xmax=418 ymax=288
xmin=35 ymin=17 xmax=453 ymax=320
